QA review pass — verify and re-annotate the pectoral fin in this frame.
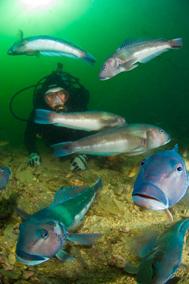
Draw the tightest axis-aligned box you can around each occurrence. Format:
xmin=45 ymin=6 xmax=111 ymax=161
xmin=67 ymin=233 xmax=102 ymax=246
xmin=120 ymin=60 xmax=138 ymax=71
xmin=56 ymin=249 xmax=75 ymax=262
xmin=124 ymin=262 xmax=139 ymax=274
xmin=138 ymin=237 xmax=157 ymax=258
xmin=126 ymin=144 xmax=146 ymax=156
xmin=136 ymin=259 xmax=154 ymax=284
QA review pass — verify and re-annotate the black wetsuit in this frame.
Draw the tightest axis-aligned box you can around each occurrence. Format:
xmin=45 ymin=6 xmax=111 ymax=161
xmin=24 ymin=72 xmax=90 ymax=154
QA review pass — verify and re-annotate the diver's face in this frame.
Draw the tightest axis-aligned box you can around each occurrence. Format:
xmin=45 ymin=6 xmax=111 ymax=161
xmin=45 ymin=91 xmax=68 ymax=111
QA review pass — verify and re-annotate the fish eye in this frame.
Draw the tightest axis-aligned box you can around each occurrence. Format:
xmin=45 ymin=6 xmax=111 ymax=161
xmin=103 ymin=63 xmax=107 ymax=71
xmin=39 ymin=229 xmax=49 ymax=239
xmin=159 ymin=129 xmax=164 ymax=134
xmin=177 ymin=166 xmax=183 ymax=172
xmin=141 ymin=160 xmax=145 ymax=166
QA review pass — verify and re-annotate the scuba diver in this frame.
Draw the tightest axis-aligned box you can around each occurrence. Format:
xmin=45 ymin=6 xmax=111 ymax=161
xmin=24 ymin=63 xmax=90 ymax=171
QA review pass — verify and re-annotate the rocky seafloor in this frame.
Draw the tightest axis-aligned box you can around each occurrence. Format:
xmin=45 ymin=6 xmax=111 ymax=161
xmin=1 ymin=143 xmax=189 ymax=284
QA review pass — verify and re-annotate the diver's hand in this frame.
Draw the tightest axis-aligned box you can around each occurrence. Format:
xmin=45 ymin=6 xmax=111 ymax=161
xmin=70 ymin=154 xmax=88 ymax=172
xmin=28 ymin=153 xmax=41 ymax=167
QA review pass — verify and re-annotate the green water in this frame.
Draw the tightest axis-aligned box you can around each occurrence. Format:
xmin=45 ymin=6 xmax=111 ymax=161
xmin=1 ymin=0 xmax=189 ymax=146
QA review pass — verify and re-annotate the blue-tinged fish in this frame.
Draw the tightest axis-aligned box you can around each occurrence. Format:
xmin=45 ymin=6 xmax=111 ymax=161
xmin=100 ymin=38 xmax=183 ymax=80
xmin=124 ymin=218 xmax=189 ymax=284
xmin=0 ymin=167 xmax=11 ymax=190
xmin=132 ymin=145 xmax=189 ymax=215
xmin=16 ymin=178 xmax=102 ymax=266
xmin=35 ymin=109 xmax=126 ymax=131
xmin=52 ymin=124 xmax=170 ymax=157
xmin=8 ymin=32 xmax=95 ymax=64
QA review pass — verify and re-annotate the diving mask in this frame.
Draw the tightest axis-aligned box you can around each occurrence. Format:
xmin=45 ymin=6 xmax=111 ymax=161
xmin=44 ymin=87 xmax=69 ymax=111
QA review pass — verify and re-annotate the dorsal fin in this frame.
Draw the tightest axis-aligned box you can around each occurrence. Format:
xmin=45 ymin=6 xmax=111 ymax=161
xmin=117 ymin=38 xmax=163 ymax=51
xmin=117 ymin=39 xmax=135 ymax=51
xmin=117 ymin=39 xmax=146 ymax=51
xmin=18 ymin=30 xmax=24 ymax=41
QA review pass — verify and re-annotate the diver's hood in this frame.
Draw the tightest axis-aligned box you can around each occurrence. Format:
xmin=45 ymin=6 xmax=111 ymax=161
xmin=132 ymin=182 xmax=169 ymax=210
xmin=44 ymin=85 xmax=65 ymax=95
xmin=16 ymin=249 xmax=49 ymax=266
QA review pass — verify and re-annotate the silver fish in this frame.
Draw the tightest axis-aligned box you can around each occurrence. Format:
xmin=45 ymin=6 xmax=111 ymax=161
xmin=35 ymin=109 xmax=126 ymax=131
xmin=100 ymin=38 xmax=183 ymax=80
xmin=8 ymin=32 xmax=95 ymax=64
xmin=52 ymin=124 xmax=170 ymax=157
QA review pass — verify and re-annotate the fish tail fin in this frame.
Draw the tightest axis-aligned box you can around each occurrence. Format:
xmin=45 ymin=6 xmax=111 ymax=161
xmin=35 ymin=109 xmax=56 ymax=124
xmin=51 ymin=141 xmax=74 ymax=157
xmin=83 ymin=52 xmax=96 ymax=64
xmin=169 ymin=38 xmax=183 ymax=48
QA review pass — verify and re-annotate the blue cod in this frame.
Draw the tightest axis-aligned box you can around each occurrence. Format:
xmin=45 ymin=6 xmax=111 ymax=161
xmin=16 ymin=178 xmax=102 ymax=266
xmin=132 ymin=145 xmax=189 ymax=216
xmin=125 ymin=218 xmax=189 ymax=284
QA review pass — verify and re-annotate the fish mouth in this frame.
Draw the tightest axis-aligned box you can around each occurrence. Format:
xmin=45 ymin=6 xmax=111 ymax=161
xmin=133 ymin=193 xmax=159 ymax=202
xmin=99 ymin=75 xmax=110 ymax=81
xmin=16 ymin=249 xmax=49 ymax=266
xmin=99 ymin=69 xmax=111 ymax=80
xmin=163 ymin=136 xmax=171 ymax=145
xmin=132 ymin=183 xmax=169 ymax=210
